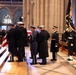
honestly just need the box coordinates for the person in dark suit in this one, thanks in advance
[29,25,38,65]
[17,22,28,62]
[50,26,59,61]
[38,25,50,65]
[6,24,17,62]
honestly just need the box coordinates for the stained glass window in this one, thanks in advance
[3,15,12,24]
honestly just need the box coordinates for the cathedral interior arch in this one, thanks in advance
[0,8,11,24]
[13,8,22,24]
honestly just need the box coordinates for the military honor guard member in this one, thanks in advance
[38,25,50,65]
[29,25,38,65]
[6,24,17,62]
[65,11,76,60]
[50,26,59,61]
[17,22,28,62]
[64,26,75,61]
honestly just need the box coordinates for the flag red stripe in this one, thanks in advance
[2,41,8,47]
[1,35,8,47]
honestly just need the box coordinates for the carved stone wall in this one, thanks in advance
[23,0,67,34]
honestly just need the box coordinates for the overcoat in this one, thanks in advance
[6,28,17,54]
[30,30,38,55]
[17,26,28,47]
[39,30,50,58]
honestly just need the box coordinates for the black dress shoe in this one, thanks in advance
[67,58,73,61]
[29,57,32,59]
[39,63,46,65]
[23,58,26,61]
[16,60,23,62]
[16,60,19,62]
[51,59,57,61]
[30,62,37,65]
[37,57,41,59]
[8,60,14,62]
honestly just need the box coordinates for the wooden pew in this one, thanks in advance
[59,41,67,51]
[0,62,28,75]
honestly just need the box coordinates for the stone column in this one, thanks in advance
[23,0,30,28]
[23,0,65,33]
[23,0,25,24]
[33,0,37,26]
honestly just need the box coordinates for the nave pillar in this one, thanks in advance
[23,0,65,34]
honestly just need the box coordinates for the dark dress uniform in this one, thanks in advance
[73,32,76,54]
[13,26,20,57]
[17,26,27,62]
[65,30,74,60]
[36,29,41,54]
[39,29,50,64]
[65,13,75,60]
[30,30,38,64]
[6,25,17,61]
[50,30,59,61]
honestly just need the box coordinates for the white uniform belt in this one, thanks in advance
[68,37,73,39]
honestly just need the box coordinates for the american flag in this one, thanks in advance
[27,30,31,36]
[1,35,8,47]
[66,0,75,30]
[1,30,31,47]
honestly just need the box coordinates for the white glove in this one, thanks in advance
[71,44,73,46]
[55,45,58,47]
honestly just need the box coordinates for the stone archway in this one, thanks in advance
[13,8,22,24]
[0,8,12,24]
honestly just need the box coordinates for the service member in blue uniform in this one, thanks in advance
[50,26,59,61]
[29,25,38,65]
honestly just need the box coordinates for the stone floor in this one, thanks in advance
[25,47,76,75]
[1,46,76,75]
[58,50,76,69]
